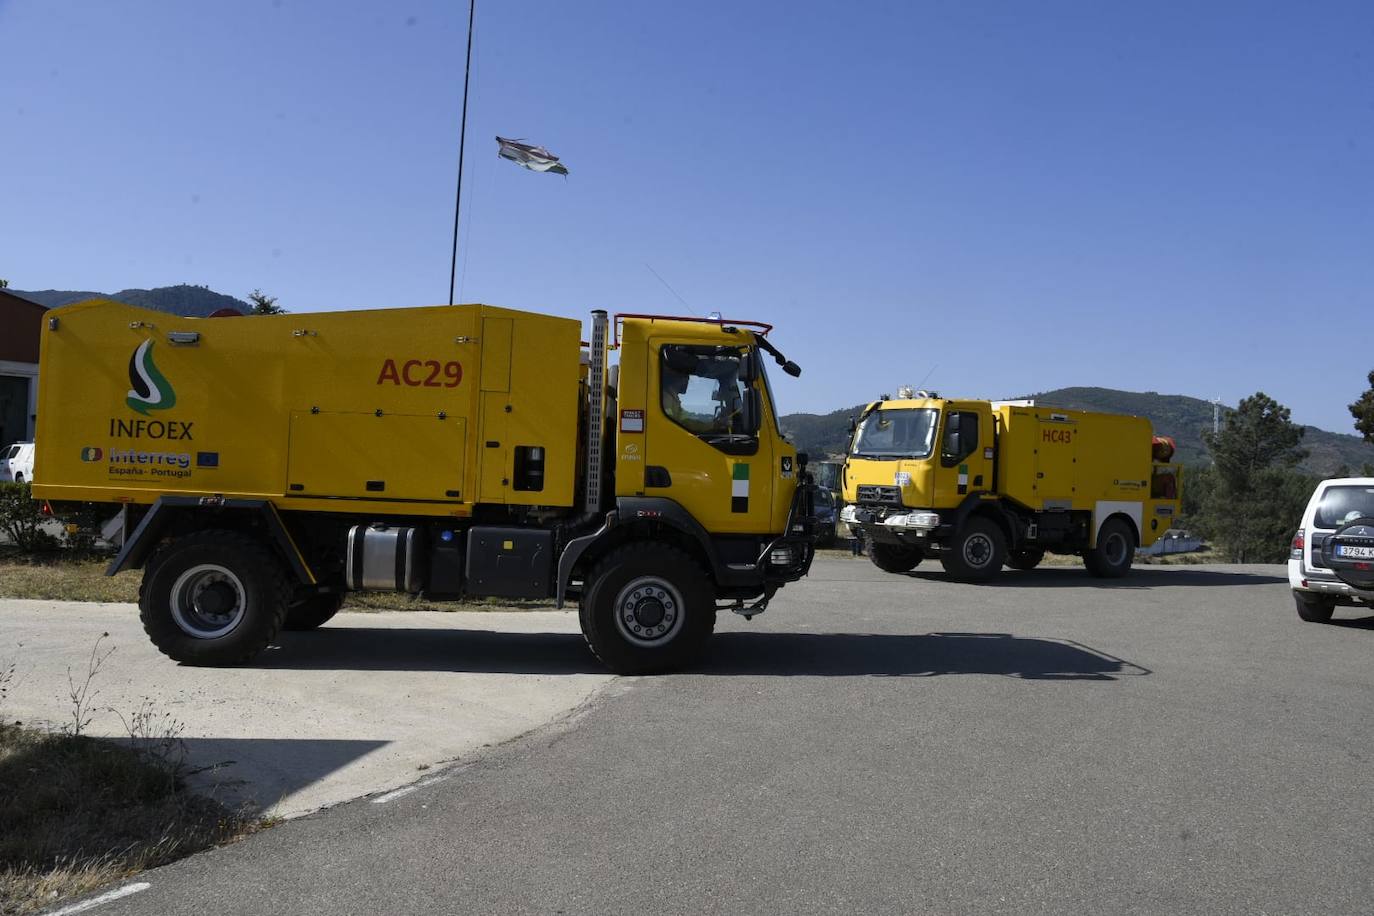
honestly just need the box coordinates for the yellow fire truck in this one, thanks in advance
[33,302,817,673]
[840,393,1182,581]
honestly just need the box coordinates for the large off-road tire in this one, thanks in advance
[139,530,291,665]
[869,542,922,574]
[579,542,715,675]
[939,516,1006,582]
[1294,592,1336,623]
[1005,549,1045,571]
[284,592,345,631]
[1084,517,1135,578]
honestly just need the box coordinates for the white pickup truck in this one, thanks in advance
[0,441,35,483]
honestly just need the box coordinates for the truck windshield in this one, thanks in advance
[851,408,939,459]
[1314,485,1374,529]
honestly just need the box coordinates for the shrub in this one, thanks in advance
[0,484,57,553]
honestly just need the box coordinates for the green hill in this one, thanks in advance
[780,387,1374,478]
[13,284,248,317]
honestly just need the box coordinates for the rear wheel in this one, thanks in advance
[1005,549,1045,571]
[580,542,715,675]
[284,592,345,631]
[139,530,290,665]
[1294,592,1335,623]
[940,517,1006,582]
[1084,517,1135,578]
[869,542,922,573]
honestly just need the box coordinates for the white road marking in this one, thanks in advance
[371,772,452,804]
[47,882,151,916]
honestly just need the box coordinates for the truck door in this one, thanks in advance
[478,316,513,502]
[642,342,774,535]
[1035,412,1077,507]
[931,405,992,508]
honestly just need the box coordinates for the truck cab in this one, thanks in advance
[841,394,1182,581]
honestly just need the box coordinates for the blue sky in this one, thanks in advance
[2,0,1371,432]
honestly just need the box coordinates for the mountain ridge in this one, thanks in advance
[12,284,249,317]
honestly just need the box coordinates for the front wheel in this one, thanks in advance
[939,517,1006,582]
[140,530,290,665]
[869,542,922,573]
[579,542,715,675]
[1084,517,1135,578]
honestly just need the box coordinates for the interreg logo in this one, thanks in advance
[126,340,176,416]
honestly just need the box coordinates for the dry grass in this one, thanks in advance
[0,724,255,915]
[0,555,552,611]
[0,556,138,603]
[342,591,554,612]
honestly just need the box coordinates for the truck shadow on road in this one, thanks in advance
[904,567,1287,589]
[260,629,1148,680]
[700,632,1149,679]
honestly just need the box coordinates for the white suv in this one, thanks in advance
[0,442,35,483]
[1289,477,1374,622]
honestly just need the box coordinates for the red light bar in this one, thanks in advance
[612,313,772,348]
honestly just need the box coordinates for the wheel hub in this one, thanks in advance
[614,577,685,648]
[1104,534,1126,565]
[964,534,993,567]
[633,597,667,629]
[170,564,247,639]
[196,581,237,618]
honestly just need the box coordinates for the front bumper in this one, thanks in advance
[841,503,948,547]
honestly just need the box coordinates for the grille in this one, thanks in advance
[856,485,902,506]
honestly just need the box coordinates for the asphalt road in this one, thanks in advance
[76,557,1374,914]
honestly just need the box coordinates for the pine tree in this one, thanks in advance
[1199,392,1313,563]
[1350,370,1374,443]
[247,289,286,315]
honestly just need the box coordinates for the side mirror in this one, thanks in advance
[848,416,857,434]
[782,360,801,378]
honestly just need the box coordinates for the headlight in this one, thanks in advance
[883,511,940,530]
[840,504,859,524]
[770,546,798,566]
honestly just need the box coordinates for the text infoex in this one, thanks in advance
[109,418,194,440]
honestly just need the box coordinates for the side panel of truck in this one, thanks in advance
[33,300,581,516]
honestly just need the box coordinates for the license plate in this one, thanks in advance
[1336,544,1374,560]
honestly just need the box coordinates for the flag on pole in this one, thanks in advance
[495,136,569,176]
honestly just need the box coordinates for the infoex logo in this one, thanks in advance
[126,340,176,416]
